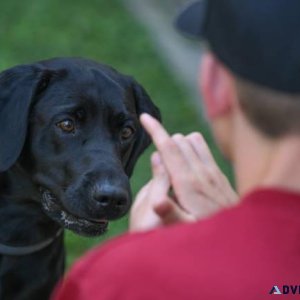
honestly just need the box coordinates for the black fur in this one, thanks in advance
[0,57,161,300]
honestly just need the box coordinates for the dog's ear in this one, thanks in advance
[0,64,56,172]
[125,78,161,177]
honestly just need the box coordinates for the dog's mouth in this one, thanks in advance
[40,188,108,237]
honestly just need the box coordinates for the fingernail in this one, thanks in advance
[140,113,152,124]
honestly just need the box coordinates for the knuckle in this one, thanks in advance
[161,196,171,204]
[172,173,187,187]
[207,165,221,180]
[156,195,167,204]
[216,171,228,184]
[184,174,202,191]
[203,170,215,185]
[163,139,177,151]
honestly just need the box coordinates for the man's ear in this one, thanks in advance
[125,78,161,177]
[200,52,235,120]
[0,64,59,172]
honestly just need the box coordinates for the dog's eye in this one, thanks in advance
[120,126,134,140]
[56,119,75,133]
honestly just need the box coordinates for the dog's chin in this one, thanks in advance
[40,189,108,237]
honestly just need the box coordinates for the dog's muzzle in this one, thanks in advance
[40,188,109,236]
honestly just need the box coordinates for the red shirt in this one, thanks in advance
[53,189,300,299]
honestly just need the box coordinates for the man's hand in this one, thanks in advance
[129,114,238,232]
[130,152,196,232]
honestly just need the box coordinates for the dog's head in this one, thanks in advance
[0,58,161,236]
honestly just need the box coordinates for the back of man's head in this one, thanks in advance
[176,0,300,138]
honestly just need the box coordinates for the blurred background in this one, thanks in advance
[0,0,232,267]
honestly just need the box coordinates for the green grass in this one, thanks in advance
[0,0,232,267]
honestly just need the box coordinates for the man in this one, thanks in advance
[53,0,300,298]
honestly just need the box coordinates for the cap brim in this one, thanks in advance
[175,0,207,39]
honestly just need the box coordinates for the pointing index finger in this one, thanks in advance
[140,113,171,146]
[140,113,189,178]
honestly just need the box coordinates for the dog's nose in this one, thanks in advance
[92,185,129,211]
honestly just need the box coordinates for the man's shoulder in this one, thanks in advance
[75,187,300,272]
[59,188,300,299]
[70,189,269,277]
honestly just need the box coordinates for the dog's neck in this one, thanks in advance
[0,163,61,246]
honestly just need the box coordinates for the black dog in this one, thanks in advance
[0,58,160,300]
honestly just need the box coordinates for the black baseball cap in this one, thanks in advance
[175,0,300,93]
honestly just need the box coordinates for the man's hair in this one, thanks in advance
[235,78,300,138]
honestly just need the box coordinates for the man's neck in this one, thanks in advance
[262,136,300,192]
[233,115,300,196]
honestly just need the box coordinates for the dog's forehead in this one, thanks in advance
[36,60,136,116]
